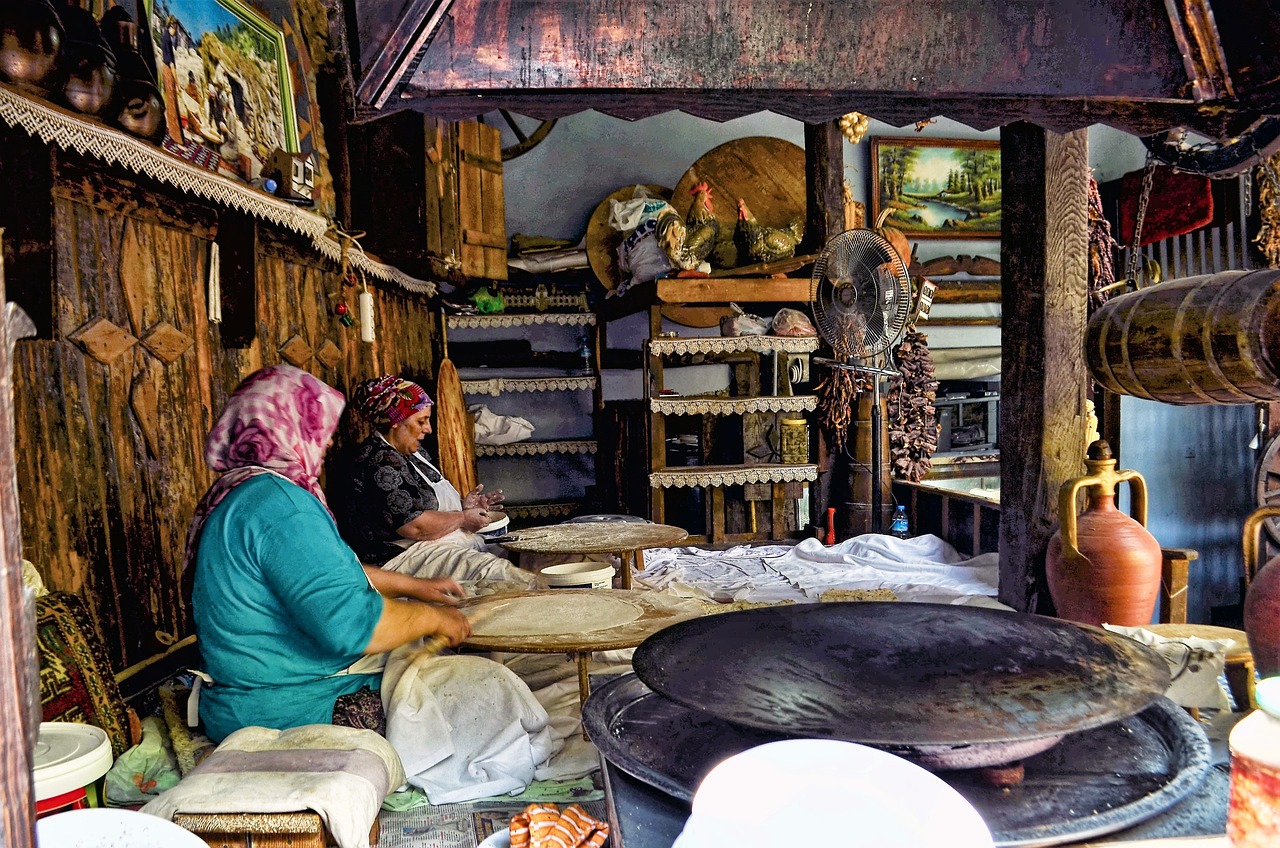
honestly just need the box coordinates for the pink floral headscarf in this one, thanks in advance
[183,365,346,601]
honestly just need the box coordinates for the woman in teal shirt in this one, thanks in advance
[186,365,470,741]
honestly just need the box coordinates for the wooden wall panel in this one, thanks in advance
[14,159,438,670]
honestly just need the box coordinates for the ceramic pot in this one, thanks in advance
[1046,440,1162,627]
[58,1,115,116]
[0,0,64,97]
[103,15,163,142]
[1242,506,1280,677]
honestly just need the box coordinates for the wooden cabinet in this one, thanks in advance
[441,302,600,521]
[645,279,819,543]
[349,115,506,282]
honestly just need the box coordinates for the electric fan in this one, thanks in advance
[811,229,931,532]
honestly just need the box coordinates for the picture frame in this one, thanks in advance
[870,137,1002,239]
[145,0,300,183]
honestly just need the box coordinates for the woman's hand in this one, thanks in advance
[459,506,491,532]
[416,577,465,606]
[463,484,505,511]
[428,605,471,646]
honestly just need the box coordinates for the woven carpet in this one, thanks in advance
[377,799,608,847]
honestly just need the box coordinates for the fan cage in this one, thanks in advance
[810,229,912,359]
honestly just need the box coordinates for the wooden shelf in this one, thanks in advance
[649,335,819,356]
[654,277,811,303]
[649,463,818,488]
[649,395,818,415]
[460,376,597,395]
[475,439,598,457]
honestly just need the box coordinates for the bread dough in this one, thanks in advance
[471,594,644,637]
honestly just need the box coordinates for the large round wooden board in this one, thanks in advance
[457,589,704,653]
[433,358,477,496]
[585,184,671,295]
[672,136,807,271]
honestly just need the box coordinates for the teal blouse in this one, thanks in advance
[192,474,384,741]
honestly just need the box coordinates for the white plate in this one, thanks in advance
[479,514,510,536]
[478,826,511,848]
[673,739,993,848]
[36,809,208,847]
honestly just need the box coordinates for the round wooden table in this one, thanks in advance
[497,522,688,589]
[457,589,705,734]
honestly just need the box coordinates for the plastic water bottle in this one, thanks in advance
[889,505,910,539]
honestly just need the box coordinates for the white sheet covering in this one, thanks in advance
[636,534,1000,605]
[381,652,555,805]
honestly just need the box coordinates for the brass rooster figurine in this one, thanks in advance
[655,182,720,271]
[734,198,804,265]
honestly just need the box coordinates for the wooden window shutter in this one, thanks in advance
[455,121,507,281]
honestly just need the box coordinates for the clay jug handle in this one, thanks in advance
[1114,469,1148,527]
[1242,505,1280,583]
[1057,472,1105,564]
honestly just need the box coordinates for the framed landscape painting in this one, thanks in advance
[146,0,299,183]
[871,137,1001,239]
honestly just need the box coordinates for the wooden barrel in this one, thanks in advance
[1085,270,1280,405]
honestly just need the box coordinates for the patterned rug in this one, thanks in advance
[377,800,608,848]
[373,799,609,845]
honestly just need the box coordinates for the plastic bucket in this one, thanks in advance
[540,561,615,589]
[33,722,112,819]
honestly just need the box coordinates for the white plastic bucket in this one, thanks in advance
[540,561,615,590]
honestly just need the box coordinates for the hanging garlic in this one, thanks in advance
[838,112,870,145]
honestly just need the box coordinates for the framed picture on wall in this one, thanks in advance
[871,137,1001,239]
[146,0,300,183]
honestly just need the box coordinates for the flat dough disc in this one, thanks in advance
[471,594,644,637]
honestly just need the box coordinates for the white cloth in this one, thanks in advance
[1103,625,1234,711]
[636,534,1000,604]
[469,403,535,446]
[141,725,404,848]
[381,652,555,804]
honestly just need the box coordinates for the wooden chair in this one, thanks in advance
[1145,544,1258,712]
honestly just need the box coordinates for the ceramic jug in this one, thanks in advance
[1046,440,1162,627]
[1242,506,1280,677]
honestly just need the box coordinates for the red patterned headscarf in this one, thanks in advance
[183,365,346,602]
[350,375,433,429]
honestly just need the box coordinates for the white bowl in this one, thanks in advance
[36,808,209,847]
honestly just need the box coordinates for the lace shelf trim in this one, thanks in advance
[0,84,436,296]
[505,502,579,520]
[462,377,597,396]
[649,464,818,488]
[649,395,818,415]
[649,335,819,356]
[476,440,598,457]
[447,313,596,329]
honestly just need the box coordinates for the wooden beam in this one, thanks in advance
[803,120,845,254]
[215,211,258,348]
[999,122,1091,614]
[0,127,53,338]
[354,0,457,109]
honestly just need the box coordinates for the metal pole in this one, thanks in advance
[871,376,883,534]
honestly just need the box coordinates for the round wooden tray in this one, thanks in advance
[496,522,687,555]
[457,589,703,654]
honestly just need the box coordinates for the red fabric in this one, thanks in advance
[1118,165,1213,247]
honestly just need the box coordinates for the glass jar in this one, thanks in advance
[780,418,808,465]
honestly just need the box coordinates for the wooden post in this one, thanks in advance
[804,120,845,532]
[0,243,37,848]
[215,211,258,348]
[999,122,1091,613]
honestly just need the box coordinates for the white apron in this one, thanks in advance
[380,434,480,550]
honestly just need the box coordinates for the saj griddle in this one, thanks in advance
[585,603,1211,847]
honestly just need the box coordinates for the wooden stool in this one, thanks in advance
[174,812,380,848]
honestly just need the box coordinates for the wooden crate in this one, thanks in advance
[173,811,380,848]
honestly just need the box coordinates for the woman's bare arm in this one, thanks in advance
[395,506,490,541]
[362,566,463,605]
[363,597,470,654]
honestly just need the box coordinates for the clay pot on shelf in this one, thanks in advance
[1242,506,1280,677]
[1046,440,1163,627]
[101,11,162,142]
[0,0,64,97]
[58,1,115,116]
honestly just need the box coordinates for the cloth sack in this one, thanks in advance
[1117,165,1213,247]
[381,652,555,804]
[141,724,405,848]
[1103,624,1233,711]
[470,403,535,445]
[608,186,674,233]
[617,218,675,290]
